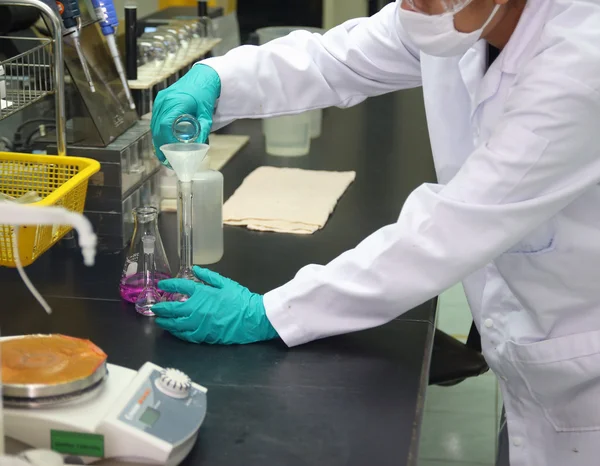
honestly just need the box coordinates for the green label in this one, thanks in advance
[51,430,104,458]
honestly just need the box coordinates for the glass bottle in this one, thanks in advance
[135,235,162,316]
[120,206,172,303]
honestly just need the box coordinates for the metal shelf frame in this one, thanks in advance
[0,0,66,156]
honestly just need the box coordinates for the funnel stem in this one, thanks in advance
[178,180,195,279]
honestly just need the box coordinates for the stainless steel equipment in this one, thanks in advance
[4,362,108,408]
[0,0,66,155]
[47,120,162,252]
[22,0,139,147]
[0,0,138,149]
[59,17,138,147]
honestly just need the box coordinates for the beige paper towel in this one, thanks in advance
[223,166,356,234]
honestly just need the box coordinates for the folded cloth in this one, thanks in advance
[223,166,356,234]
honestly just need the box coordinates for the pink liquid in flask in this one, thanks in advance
[119,271,172,303]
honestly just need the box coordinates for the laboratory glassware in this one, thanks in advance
[120,206,172,303]
[192,154,223,265]
[135,235,162,316]
[156,24,192,54]
[140,31,179,58]
[173,113,201,143]
[137,38,168,68]
[162,145,209,301]
[161,116,209,302]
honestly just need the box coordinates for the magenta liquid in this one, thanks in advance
[119,272,172,303]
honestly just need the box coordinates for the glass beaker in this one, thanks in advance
[156,25,191,56]
[120,206,172,303]
[140,31,179,64]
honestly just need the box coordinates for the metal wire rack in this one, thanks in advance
[0,36,54,120]
[0,0,66,156]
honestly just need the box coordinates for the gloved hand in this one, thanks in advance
[152,266,279,345]
[151,64,221,165]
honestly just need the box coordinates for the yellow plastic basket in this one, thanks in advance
[0,152,100,267]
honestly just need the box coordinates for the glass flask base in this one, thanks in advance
[120,271,172,303]
[169,293,189,303]
[134,286,163,316]
[135,303,156,317]
[167,269,200,302]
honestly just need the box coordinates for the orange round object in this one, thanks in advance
[1,335,107,386]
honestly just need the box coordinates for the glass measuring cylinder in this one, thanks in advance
[160,137,209,302]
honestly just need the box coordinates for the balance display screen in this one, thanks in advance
[139,407,160,427]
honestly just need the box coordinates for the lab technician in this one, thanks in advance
[150,0,600,464]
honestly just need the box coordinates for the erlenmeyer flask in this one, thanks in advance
[120,206,172,303]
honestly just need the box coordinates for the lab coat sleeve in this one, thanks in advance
[201,2,421,129]
[263,66,600,347]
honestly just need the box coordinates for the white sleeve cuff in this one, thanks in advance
[263,288,314,347]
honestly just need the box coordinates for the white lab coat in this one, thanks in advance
[202,0,600,464]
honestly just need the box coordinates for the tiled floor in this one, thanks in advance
[418,284,501,466]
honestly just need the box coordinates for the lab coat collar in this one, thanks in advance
[499,0,551,75]
[458,42,487,118]
[458,0,550,119]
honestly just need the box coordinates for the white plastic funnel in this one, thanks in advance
[161,143,210,182]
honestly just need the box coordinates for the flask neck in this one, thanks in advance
[178,181,194,276]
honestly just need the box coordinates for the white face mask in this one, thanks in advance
[398,3,501,57]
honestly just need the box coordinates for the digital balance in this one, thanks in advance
[1,335,207,465]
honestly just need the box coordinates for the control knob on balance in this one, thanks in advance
[155,368,191,399]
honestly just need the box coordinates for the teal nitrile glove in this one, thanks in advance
[152,266,279,345]
[151,64,221,165]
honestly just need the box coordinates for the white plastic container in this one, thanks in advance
[263,113,311,157]
[192,157,223,265]
[263,109,322,140]
[257,26,325,150]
